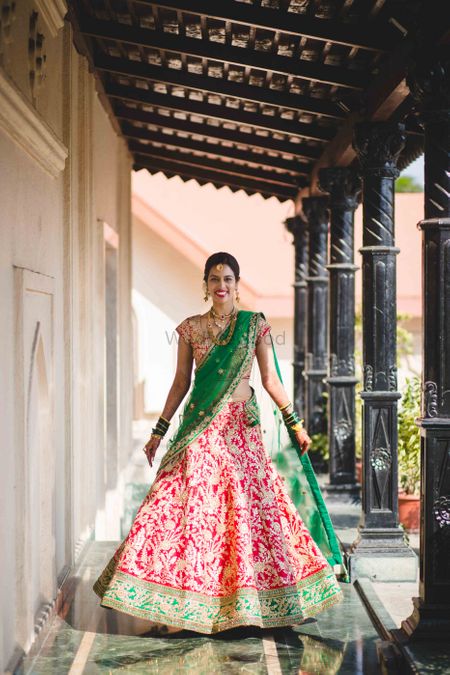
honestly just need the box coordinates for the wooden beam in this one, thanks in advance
[128,140,301,187]
[122,124,307,173]
[133,0,393,52]
[105,82,334,143]
[114,104,320,160]
[79,16,366,90]
[308,41,413,194]
[134,155,297,201]
[94,51,345,120]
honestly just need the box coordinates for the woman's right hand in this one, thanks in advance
[143,435,161,467]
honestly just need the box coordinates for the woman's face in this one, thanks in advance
[206,264,238,304]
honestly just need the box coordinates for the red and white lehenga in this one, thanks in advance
[93,313,343,633]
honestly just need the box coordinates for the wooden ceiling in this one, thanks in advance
[69,0,435,202]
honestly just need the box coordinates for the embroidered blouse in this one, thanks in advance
[175,313,271,380]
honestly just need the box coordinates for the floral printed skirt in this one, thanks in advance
[93,400,342,633]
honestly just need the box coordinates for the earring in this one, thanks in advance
[203,284,209,302]
[235,288,240,303]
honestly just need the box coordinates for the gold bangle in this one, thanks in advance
[160,415,171,424]
[291,422,304,432]
[279,401,292,412]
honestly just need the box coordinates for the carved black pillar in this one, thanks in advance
[401,53,450,640]
[349,122,417,579]
[285,216,309,417]
[302,197,329,471]
[318,168,361,500]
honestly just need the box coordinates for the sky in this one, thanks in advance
[402,155,424,186]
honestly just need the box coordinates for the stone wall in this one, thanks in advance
[0,2,132,668]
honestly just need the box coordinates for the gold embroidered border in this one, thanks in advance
[93,565,343,634]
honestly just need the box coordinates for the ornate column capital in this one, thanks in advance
[353,122,406,178]
[407,54,450,116]
[302,196,329,233]
[318,167,361,211]
[285,215,308,240]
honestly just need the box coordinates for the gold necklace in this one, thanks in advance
[211,306,235,319]
[207,308,238,346]
[211,305,235,330]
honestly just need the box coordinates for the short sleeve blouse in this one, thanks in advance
[175,317,192,346]
[256,314,271,346]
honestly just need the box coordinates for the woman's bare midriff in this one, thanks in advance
[229,377,252,402]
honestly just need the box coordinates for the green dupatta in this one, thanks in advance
[157,310,344,570]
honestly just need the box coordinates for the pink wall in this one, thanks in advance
[133,171,424,319]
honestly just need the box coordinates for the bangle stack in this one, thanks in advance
[150,415,170,439]
[278,401,304,432]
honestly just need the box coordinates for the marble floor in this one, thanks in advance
[19,429,384,674]
[20,540,382,674]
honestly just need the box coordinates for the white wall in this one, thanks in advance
[0,5,132,669]
[132,213,294,419]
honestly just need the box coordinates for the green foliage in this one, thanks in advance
[398,376,421,496]
[309,392,329,461]
[395,175,423,193]
[310,429,330,461]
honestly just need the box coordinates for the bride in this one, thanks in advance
[94,251,343,633]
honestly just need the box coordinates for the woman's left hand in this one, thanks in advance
[295,427,311,455]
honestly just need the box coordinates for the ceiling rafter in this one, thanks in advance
[93,50,345,120]
[122,123,308,174]
[129,140,302,188]
[133,154,297,201]
[79,16,367,90]
[113,104,321,160]
[105,81,334,143]
[132,0,393,52]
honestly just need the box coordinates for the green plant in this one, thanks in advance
[398,375,421,496]
[309,392,329,461]
[395,175,423,193]
[310,430,330,461]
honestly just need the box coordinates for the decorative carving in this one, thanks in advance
[318,167,361,211]
[364,365,374,391]
[388,365,398,392]
[353,122,406,178]
[407,52,450,113]
[0,1,16,68]
[433,496,450,529]
[370,446,392,472]
[302,196,329,235]
[334,419,352,447]
[424,380,438,417]
[330,353,355,376]
[29,11,47,104]
[0,70,68,176]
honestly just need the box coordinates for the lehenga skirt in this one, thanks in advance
[93,399,343,633]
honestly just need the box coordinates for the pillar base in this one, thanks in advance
[348,527,417,581]
[322,482,361,503]
[401,597,450,641]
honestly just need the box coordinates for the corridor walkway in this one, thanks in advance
[18,424,382,674]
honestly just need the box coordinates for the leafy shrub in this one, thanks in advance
[398,376,421,496]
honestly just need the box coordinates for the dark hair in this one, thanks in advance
[203,252,240,281]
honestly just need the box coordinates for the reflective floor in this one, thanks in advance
[20,539,382,674]
[20,437,384,674]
